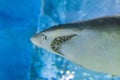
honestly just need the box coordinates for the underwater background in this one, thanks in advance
[1,0,120,80]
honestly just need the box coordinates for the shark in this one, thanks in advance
[31,15,120,76]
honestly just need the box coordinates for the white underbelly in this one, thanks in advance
[61,30,120,76]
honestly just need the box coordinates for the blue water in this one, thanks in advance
[0,0,40,80]
[1,0,120,80]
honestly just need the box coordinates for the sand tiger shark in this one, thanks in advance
[31,15,120,76]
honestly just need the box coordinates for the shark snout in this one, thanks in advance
[30,36,39,46]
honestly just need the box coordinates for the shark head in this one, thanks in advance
[30,24,81,55]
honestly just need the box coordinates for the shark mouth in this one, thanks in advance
[51,34,77,56]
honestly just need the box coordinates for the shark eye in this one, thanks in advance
[41,34,47,40]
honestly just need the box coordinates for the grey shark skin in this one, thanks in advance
[31,15,120,76]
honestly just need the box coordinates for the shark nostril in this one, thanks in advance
[40,34,47,40]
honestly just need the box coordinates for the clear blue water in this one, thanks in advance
[1,0,120,80]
